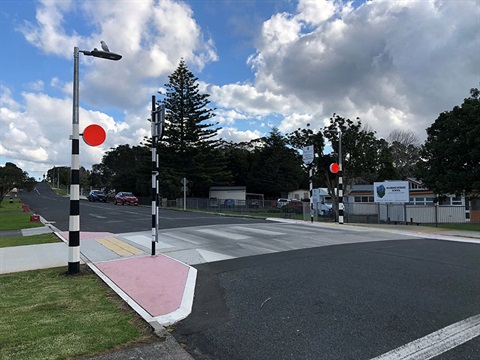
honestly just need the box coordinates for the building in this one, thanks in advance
[344,178,473,224]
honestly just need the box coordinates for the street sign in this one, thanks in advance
[374,181,409,203]
[181,177,188,186]
[303,145,314,165]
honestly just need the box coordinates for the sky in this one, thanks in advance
[1,0,479,181]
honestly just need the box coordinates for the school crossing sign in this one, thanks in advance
[374,181,409,203]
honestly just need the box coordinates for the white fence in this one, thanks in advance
[345,203,467,224]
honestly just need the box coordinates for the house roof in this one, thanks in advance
[210,186,247,191]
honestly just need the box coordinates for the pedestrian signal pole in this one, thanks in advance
[150,95,164,256]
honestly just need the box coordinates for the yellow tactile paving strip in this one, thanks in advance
[97,237,144,257]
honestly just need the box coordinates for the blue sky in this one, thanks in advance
[1,0,479,181]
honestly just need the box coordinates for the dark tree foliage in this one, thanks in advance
[417,88,480,197]
[376,139,398,182]
[247,128,306,198]
[46,166,70,187]
[220,141,253,186]
[158,59,231,197]
[286,123,326,188]
[97,144,150,196]
[0,162,36,204]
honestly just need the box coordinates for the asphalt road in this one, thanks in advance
[172,239,480,360]
[18,182,272,232]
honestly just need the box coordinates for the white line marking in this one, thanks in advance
[371,314,480,360]
[197,228,250,240]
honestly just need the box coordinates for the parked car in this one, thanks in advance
[114,192,139,206]
[276,198,290,208]
[282,200,304,214]
[247,199,260,208]
[224,199,236,208]
[88,190,106,202]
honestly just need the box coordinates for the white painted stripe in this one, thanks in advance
[69,215,80,231]
[71,154,79,169]
[70,184,79,199]
[230,226,284,236]
[68,246,80,262]
[371,314,480,360]
[197,228,250,240]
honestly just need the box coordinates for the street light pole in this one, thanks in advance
[338,130,344,224]
[68,44,121,275]
[68,47,81,275]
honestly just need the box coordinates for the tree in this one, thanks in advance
[387,129,420,179]
[316,115,382,217]
[417,88,480,197]
[159,59,231,198]
[98,144,150,196]
[247,128,306,198]
[0,163,36,204]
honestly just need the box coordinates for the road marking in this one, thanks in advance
[371,314,480,360]
[89,213,107,219]
[230,226,284,236]
[97,237,143,257]
[197,228,251,240]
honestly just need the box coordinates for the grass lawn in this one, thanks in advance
[0,233,61,248]
[0,266,158,360]
[0,198,44,231]
[426,223,480,232]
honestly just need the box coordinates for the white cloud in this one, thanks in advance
[246,0,480,140]
[3,0,479,179]
[217,127,263,143]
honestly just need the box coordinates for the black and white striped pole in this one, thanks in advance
[150,96,164,256]
[338,130,344,224]
[309,165,314,223]
[69,47,81,275]
[68,44,121,274]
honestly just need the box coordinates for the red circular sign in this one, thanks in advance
[83,124,106,146]
[329,163,339,173]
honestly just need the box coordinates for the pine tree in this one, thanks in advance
[159,59,231,197]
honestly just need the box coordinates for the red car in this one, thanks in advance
[114,192,138,206]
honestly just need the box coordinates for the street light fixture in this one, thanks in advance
[69,43,122,275]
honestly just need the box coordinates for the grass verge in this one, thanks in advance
[0,266,158,360]
[0,233,61,248]
[0,198,43,231]
[425,223,480,232]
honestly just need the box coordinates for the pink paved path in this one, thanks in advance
[95,255,190,317]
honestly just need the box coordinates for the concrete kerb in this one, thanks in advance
[267,218,480,244]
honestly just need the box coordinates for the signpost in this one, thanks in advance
[181,177,188,210]
[303,146,315,222]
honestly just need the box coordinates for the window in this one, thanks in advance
[354,196,374,203]
[451,196,462,206]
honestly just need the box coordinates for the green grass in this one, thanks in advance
[0,233,61,248]
[0,198,43,231]
[0,266,157,360]
[426,223,480,232]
